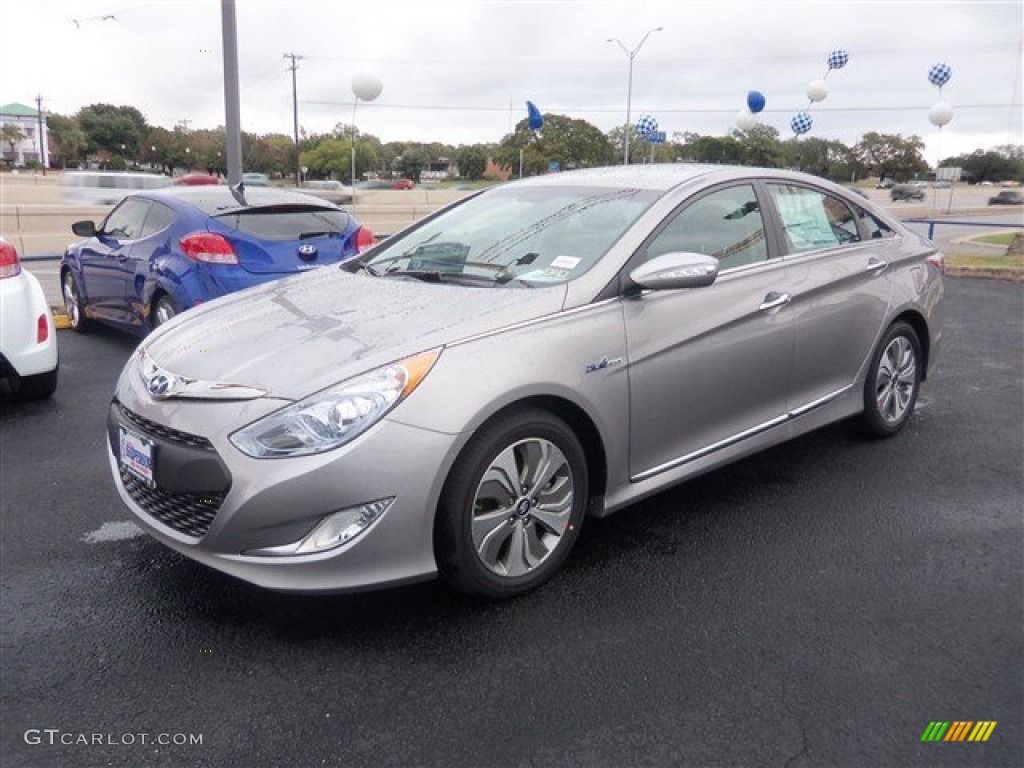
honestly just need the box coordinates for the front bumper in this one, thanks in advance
[108,384,466,593]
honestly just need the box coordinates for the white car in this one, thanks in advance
[0,238,58,399]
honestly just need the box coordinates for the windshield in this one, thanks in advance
[357,184,658,287]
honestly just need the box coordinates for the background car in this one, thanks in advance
[107,165,943,599]
[891,183,925,201]
[60,186,376,337]
[173,173,220,186]
[988,190,1024,205]
[0,238,58,399]
[393,178,415,190]
[242,172,270,187]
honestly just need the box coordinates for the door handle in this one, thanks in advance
[759,292,791,312]
[866,257,888,274]
[116,254,129,262]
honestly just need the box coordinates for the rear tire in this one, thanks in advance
[11,367,58,400]
[859,321,922,438]
[152,295,178,329]
[435,408,588,599]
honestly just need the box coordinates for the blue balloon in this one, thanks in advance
[526,101,543,132]
[746,90,766,114]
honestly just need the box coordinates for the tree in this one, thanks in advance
[854,132,928,181]
[494,113,615,176]
[941,146,1024,183]
[454,145,487,180]
[733,124,787,168]
[1,123,26,164]
[46,114,88,168]
[300,137,378,183]
[76,103,149,162]
[677,134,746,165]
[785,136,863,181]
[395,147,431,182]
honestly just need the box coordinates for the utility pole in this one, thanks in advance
[284,52,304,187]
[221,0,242,189]
[34,94,46,175]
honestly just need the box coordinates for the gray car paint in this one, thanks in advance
[109,164,943,592]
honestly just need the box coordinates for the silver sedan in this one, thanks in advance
[107,165,943,598]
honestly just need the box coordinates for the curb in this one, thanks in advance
[946,266,1023,281]
[51,307,71,329]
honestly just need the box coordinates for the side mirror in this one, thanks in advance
[72,220,97,238]
[629,252,719,291]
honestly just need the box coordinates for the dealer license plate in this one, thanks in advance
[119,427,155,487]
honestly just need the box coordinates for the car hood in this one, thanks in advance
[141,268,567,400]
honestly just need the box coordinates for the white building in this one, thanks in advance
[1,102,49,167]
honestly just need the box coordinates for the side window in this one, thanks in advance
[855,206,897,240]
[645,185,768,271]
[768,184,862,253]
[102,198,150,241]
[140,202,176,238]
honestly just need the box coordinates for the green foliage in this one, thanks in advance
[494,113,615,176]
[854,132,928,181]
[940,146,1024,183]
[300,137,378,183]
[47,114,88,167]
[454,145,488,180]
[395,147,431,182]
[76,103,149,160]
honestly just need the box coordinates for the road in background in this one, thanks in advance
[2,279,1021,767]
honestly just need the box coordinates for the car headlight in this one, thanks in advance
[230,349,441,458]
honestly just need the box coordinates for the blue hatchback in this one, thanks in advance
[60,186,374,336]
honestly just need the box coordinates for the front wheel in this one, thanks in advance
[859,321,922,438]
[62,270,90,333]
[435,408,589,598]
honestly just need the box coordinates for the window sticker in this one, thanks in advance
[550,255,582,270]
[519,268,570,282]
[775,193,839,249]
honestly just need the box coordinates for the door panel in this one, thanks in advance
[624,183,792,481]
[81,198,151,323]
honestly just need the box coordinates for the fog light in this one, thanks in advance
[245,498,393,557]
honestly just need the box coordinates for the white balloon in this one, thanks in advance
[735,109,758,131]
[929,101,954,127]
[806,79,829,103]
[351,72,383,102]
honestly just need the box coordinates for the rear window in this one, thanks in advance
[215,206,351,241]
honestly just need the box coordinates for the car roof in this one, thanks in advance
[507,163,845,193]
[143,185,341,215]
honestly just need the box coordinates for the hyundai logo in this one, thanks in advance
[147,373,173,398]
[297,244,318,261]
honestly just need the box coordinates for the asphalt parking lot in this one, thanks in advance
[1,277,1021,768]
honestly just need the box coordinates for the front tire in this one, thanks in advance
[435,408,589,598]
[62,270,90,333]
[859,321,922,438]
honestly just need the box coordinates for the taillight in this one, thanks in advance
[180,233,238,264]
[0,239,21,279]
[37,314,49,343]
[926,253,945,275]
[354,226,377,253]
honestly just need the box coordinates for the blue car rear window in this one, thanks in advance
[215,207,351,241]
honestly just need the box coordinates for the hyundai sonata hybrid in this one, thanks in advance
[107,165,943,598]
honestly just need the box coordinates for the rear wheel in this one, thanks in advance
[859,321,922,438]
[152,295,178,329]
[62,270,90,333]
[435,408,588,598]
[10,368,58,400]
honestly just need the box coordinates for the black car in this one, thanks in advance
[988,190,1024,205]
[891,183,925,202]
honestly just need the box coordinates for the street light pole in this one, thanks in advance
[608,27,662,166]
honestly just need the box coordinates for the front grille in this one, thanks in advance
[114,399,214,451]
[121,468,224,539]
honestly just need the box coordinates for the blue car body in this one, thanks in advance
[61,186,367,337]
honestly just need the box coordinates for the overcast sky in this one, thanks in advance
[3,0,1022,161]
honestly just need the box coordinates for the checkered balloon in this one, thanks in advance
[827,48,850,70]
[790,111,813,135]
[928,62,952,87]
[635,115,658,137]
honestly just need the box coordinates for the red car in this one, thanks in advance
[393,178,415,190]
[173,173,220,186]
